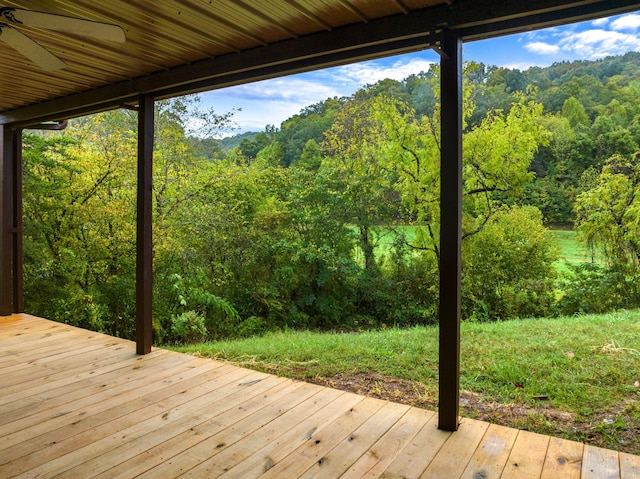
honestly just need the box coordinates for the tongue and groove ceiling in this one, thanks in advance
[1,0,640,126]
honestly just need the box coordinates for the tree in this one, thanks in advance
[371,88,548,264]
[22,114,137,335]
[319,77,552,323]
[575,153,640,270]
[564,153,640,312]
[23,97,237,340]
[276,99,341,166]
[561,96,590,127]
[463,206,558,320]
[321,97,400,271]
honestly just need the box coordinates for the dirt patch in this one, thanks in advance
[308,371,640,455]
[307,372,438,410]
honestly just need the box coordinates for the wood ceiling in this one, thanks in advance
[1,0,640,127]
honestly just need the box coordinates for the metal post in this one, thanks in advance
[0,125,13,316]
[136,94,154,354]
[438,28,463,432]
[13,129,23,313]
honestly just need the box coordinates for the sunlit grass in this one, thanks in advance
[174,310,640,416]
[549,228,604,275]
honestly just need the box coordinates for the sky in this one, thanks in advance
[199,12,640,135]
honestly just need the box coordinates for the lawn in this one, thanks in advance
[549,228,604,274]
[175,310,640,454]
[361,225,602,274]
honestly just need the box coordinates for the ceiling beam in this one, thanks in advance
[460,0,640,40]
[2,0,639,126]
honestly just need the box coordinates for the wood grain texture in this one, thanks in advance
[583,444,621,479]
[0,314,637,479]
[541,436,584,479]
[461,423,519,479]
[621,451,640,479]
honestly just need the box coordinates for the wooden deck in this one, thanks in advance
[1,314,638,479]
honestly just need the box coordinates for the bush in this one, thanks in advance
[170,310,208,344]
[376,239,439,327]
[559,263,640,314]
[463,205,559,320]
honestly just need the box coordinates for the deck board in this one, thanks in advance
[461,423,519,478]
[541,436,584,479]
[0,314,637,479]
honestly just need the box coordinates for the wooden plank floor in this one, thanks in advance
[1,314,639,479]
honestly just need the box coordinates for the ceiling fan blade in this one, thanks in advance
[0,25,66,70]
[2,8,126,42]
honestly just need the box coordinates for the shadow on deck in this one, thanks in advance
[1,314,639,478]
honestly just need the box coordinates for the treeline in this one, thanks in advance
[22,53,640,342]
[236,52,640,225]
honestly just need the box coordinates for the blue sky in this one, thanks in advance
[200,12,640,135]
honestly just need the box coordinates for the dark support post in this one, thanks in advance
[0,125,13,316]
[13,129,23,313]
[0,126,21,316]
[438,28,463,432]
[136,94,154,354]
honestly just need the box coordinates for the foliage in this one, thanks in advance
[575,153,640,271]
[170,310,207,344]
[462,206,559,320]
[23,52,640,341]
[368,88,548,262]
[22,115,136,335]
[321,97,400,271]
[568,152,640,313]
[558,263,638,314]
[23,98,236,338]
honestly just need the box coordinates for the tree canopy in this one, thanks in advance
[21,52,640,341]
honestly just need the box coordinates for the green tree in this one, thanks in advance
[463,206,558,320]
[23,114,137,335]
[321,98,400,271]
[575,153,640,270]
[561,96,590,127]
[372,89,548,263]
[23,98,236,340]
[276,99,340,166]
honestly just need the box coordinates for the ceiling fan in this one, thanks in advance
[0,7,126,71]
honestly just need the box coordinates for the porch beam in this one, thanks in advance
[438,28,463,432]
[136,94,154,355]
[3,1,640,128]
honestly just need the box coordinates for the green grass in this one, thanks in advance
[549,228,604,270]
[363,226,602,274]
[174,310,640,453]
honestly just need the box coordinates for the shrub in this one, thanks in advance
[463,205,559,320]
[170,310,208,344]
[559,263,640,314]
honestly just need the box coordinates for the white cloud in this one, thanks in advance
[559,28,640,59]
[611,13,640,31]
[219,78,339,104]
[591,17,610,27]
[201,74,354,133]
[198,53,438,133]
[331,57,435,87]
[524,42,560,55]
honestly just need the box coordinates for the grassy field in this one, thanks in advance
[175,310,640,454]
[365,226,601,273]
[549,228,604,273]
